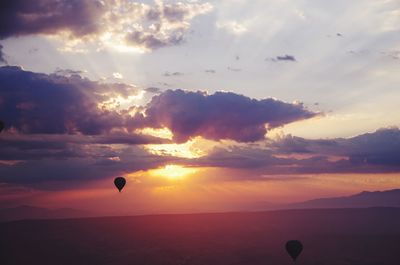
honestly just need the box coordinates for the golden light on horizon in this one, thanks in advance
[149,165,198,180]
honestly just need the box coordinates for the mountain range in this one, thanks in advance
[1,189,400,222]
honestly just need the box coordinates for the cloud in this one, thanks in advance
[272,127,400,167]
[145,87,162,94]
[227,67,241,72]
[0,145,175,189]
[163,71,184,77]
[0,0,213,52]
[266,55,297,62]
[126,30,183,50]
[112,72,123,79]
[54,68,86,76]
[0,66,139,135]
[0,44,6,64]
[193,145,288,170]
[1,66,317,144]
[216,20,248,35]
[0,132,169,162]
[205,69,216,74]
[184,127,400,179]
[276,55,296,61]
[3,127,400,188]
[0,0,105,39]
[136,89,317,143]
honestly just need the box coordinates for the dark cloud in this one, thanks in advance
[0,133,168,161]
[0,66,138,135]
[2,66,317,145]
[0,44,6,64]
[0,139,184,189]
[266,55,297,62]
[0,0,105,39]
[272,127,400,167]
[205,69,216,74]
[137,89,317,143]
[185,128,400,179]
[276,55,296,61]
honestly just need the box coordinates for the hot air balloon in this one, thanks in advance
[285,240,303,262]
[114,177,126,192]
[0,120,4,133]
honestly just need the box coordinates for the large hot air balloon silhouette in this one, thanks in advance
[114,177,126,192]
[0,120,4,133]
[285,240,303,262]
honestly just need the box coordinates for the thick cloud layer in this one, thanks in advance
[139,89,317,142]
[189,128,400,177]
[2,66,398,190]
[0,0,105,39]
[0,66,316,141]
[0,0,212,51]
[0,44,6,64]
[0,66,133,134]
[273,127,400,167]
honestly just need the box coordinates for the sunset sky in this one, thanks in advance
[0,0,400,215]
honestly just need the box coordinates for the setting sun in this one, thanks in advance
[149,165,198,180]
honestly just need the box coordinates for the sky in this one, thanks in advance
[0,0,400,215]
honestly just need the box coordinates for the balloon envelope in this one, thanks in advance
[285,240,303,261]
[0,120,4,133]
[114,177,126,192]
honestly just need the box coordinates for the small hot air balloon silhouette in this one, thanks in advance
[114,177,126,192]
[285,240,303,262]
[0,120,4,133]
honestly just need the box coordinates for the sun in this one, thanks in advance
[149,165,198,180]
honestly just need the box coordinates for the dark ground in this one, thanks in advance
[1,207,400,265]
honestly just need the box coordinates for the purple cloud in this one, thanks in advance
[273,127,400,167]
[0,44,6,64]
[0,0,105,39]
[0,66,137,135]
[0,0,213,51]
[138,89,318,143]
[276,55,296,61]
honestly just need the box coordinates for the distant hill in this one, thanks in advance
[0,205,94,222]
[287,189,400,209]
[2,189,400,222]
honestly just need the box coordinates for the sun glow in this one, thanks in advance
[144,136,216,158]
[97,90,145,111]
[149,165,198,180]
[136,127,174,140]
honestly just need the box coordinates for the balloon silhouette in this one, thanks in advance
[0,120,4,133]
[285,240,303,262]
[114,177,126,192]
